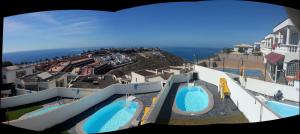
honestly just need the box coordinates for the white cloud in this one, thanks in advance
[4,19,31,33]
[55,17,100,36]
[26,12,62,25]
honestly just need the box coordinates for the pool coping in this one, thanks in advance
[172,84,214,116]
[74,97,143,134]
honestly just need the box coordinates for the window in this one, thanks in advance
[16,70,26,78]
[290,32,299,45]
[16,84,23,88]
[287,60,300,76]
[2,75,6,79]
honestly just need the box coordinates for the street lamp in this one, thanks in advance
[241,57,244,67]
[264,63,267,81]
[222,58,225,71]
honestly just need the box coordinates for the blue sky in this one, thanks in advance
[3,1,287,53]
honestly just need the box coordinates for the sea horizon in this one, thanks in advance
[2,46,222,64]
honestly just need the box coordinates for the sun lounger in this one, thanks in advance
[141,107,150,125]
[152,97,157,104]
[127,95,136,101]
[256,95,267,102]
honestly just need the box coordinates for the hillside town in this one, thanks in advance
[2,47,189,98]
[1,4,300,133]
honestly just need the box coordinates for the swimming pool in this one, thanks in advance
[265,101,299,118]
[174,86,212,114]
[217,68,262,77]
[83,100,139,133]
[24,104,63,118]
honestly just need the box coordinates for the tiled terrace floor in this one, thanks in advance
[155,80,249,125]
[44,91,159,134]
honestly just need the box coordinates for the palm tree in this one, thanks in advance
[3,61,13,67]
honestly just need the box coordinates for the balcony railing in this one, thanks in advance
[273,44,300,53]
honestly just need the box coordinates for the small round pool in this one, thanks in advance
[82,100,139,133]
[173,85,213,115]
[265,101,299,118]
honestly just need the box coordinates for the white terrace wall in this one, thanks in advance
[5,81,163,131]
[1,88,58,108]
[225,76,279,121]
[57,87,95,98]
[16,88,36,95]
[243,78,299,102]
[131,72,146,83]
[194,65,279,122]
[112,81,162,94]
[218,53,264,62]
[146,72,194,123]
[1,88,96,109]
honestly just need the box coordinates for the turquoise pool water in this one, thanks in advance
[265,101,299,118]
[217,68,262,77]
[25,104,63,118]
[175,86,209,112]
[83,100,139,133]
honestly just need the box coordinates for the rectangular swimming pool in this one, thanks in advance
[265,101,299,118]
[20,104,64,119]
[217,68,262,77]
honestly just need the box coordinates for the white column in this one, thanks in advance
[276,33,280,44]
[286,27,290,44]
[292,46,295,52]
[270,64,272,78]
[275,65,278,83]
[283,62,287,71]
[278,32,282,44]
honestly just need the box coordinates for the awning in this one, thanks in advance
[265,52,285,64]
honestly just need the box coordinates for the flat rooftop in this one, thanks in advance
[2,65,34,71]
[159,72,174,80]
[235,44,253,48]
[21,72,66,82]
[71,75,118,89]
[49,61,70,72]
[135,70,156,76]
[71,58,94,65]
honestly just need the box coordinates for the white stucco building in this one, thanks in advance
[130,65,192,83]
[2,65,36,84]
[233,44,254,54]
[15,72,68,91]
[259,18,300,84]
[131,70,171,83]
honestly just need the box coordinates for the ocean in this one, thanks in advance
[2,47,102,64]
[160,47,221,62]
[2,47,221,64]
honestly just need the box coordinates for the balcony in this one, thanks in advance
[273,44,300,54]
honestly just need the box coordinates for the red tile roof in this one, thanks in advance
[265,52,284,64]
